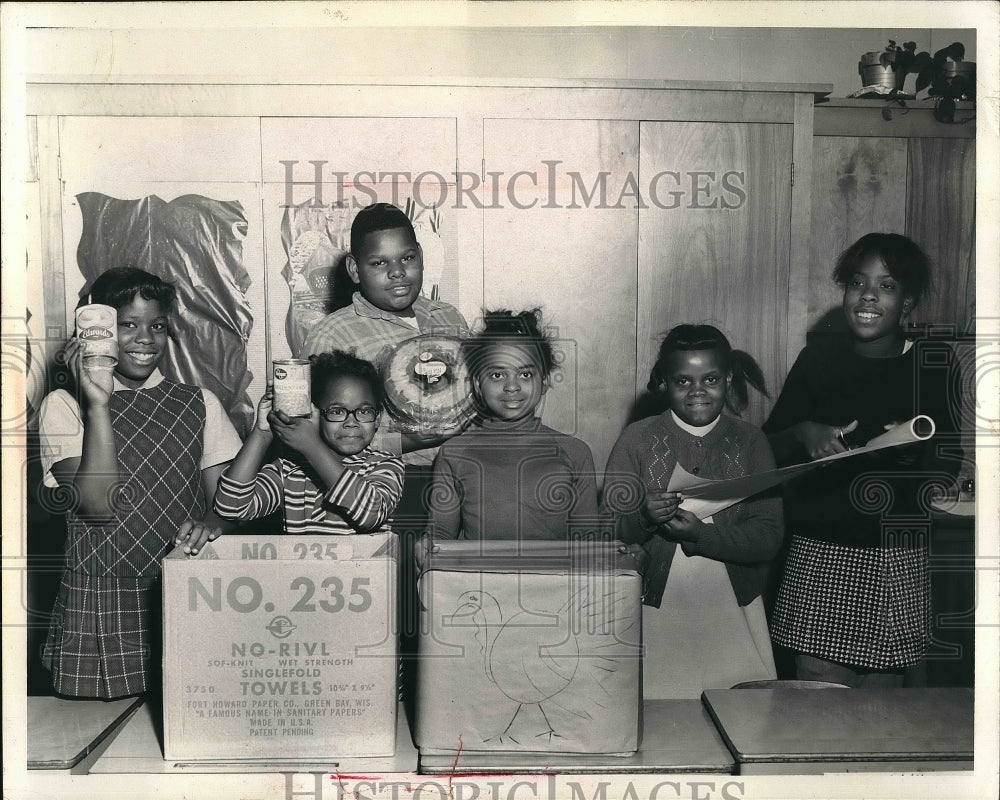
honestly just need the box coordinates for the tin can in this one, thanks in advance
[272,359,312,417]
[75,304,118,367]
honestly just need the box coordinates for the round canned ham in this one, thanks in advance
[75,304,118,366]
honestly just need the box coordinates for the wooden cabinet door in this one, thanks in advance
[638,121,793,426]
[483,119,640,476]
[905,138,976,331]
[810,133,975,333]
[809,136,909,332]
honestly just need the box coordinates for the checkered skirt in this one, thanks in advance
[771,535,930,669]
[44,381,205,698]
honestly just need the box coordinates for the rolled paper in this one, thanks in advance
[668,416,936,520]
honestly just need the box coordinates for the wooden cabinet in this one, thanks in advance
[638,121,793,426]
[29,80,825,473]
[810,100,976,334]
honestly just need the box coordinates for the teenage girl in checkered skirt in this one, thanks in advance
[763,234,960,687]
[602,325,783,698]
[38,268,241,698]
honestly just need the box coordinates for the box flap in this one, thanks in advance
[421,540,639,576]
[164,533,397,564]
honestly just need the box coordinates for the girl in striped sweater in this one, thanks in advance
[215,350,404,534]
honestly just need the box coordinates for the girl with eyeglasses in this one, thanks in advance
[214,350,404,535]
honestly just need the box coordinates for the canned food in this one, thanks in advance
[272,359,312,417]
[75,304,118,367]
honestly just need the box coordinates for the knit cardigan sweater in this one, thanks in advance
[602,411,783,608]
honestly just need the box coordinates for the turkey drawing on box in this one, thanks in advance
[417,554,642,755]
[75,193,254,434]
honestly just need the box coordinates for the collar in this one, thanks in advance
[479,415,544,433]
[113,368,165,392]
[351,292,441,323]
[670,409,721,437]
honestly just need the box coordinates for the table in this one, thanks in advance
[702,687,974,774]
[418,699,735,775]
[27,695,143,771]
[91,699,418,773]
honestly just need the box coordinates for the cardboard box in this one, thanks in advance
[416,541,642,755]
[162,534,398,761]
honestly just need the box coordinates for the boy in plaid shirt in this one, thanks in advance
[299,202,469,463]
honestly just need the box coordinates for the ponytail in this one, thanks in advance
[726,349,768,415]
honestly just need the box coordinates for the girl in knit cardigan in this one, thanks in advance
[602,324,783,698]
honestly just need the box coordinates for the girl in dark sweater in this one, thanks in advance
[602,325,783,698]
[426,308,599,541]
[764,233,960,687]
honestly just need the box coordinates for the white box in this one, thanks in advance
[162,534,398,761]
[416,541,642,755]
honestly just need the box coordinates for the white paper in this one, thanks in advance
[667,416,936,519]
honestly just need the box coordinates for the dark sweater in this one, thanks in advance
[602,412,783,607]
[427,416,599,540]
[762,337,962,548]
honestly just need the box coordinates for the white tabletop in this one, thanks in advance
[702,687,974,774]
[418,699,735,775]
[27,695,143,770]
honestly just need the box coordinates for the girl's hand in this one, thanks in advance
[663,508,704,543]
[642,490,683,528]
[65,337,114,408]
[796,419,858,460]
[269,406,323,455]
[175,519,222,556]
[254,387,274,432]
[414,535,435,569]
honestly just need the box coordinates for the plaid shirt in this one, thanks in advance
[215,448,404,535]
[299,292,469,365]
[299,292,469,463]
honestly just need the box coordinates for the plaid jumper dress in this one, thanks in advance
[43,380,206,698]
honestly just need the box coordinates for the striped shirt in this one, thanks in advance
[215,448,404,535]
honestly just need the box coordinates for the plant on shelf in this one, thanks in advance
[915,42,974,123]
[861,40,974,124]
[859,41,932,94]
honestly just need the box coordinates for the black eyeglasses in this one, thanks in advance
[319,405,379,423]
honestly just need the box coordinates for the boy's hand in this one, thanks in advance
[796,419,859,460]
[175,519,222,556]
[255,387,274,432]
[414,535,435,570]
[65,337,114,407]
[269,407,323,455]
[662,508,704,543]
[642,489,683,528]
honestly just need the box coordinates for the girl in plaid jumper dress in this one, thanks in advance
[39,268,240,698]
[602,325,783,698]
[764,234,960,687]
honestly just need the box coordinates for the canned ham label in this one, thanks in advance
[75,304,118,365]
[272,359,312,417]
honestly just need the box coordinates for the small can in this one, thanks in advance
[75,304,118,367]
[272,359,312,417]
